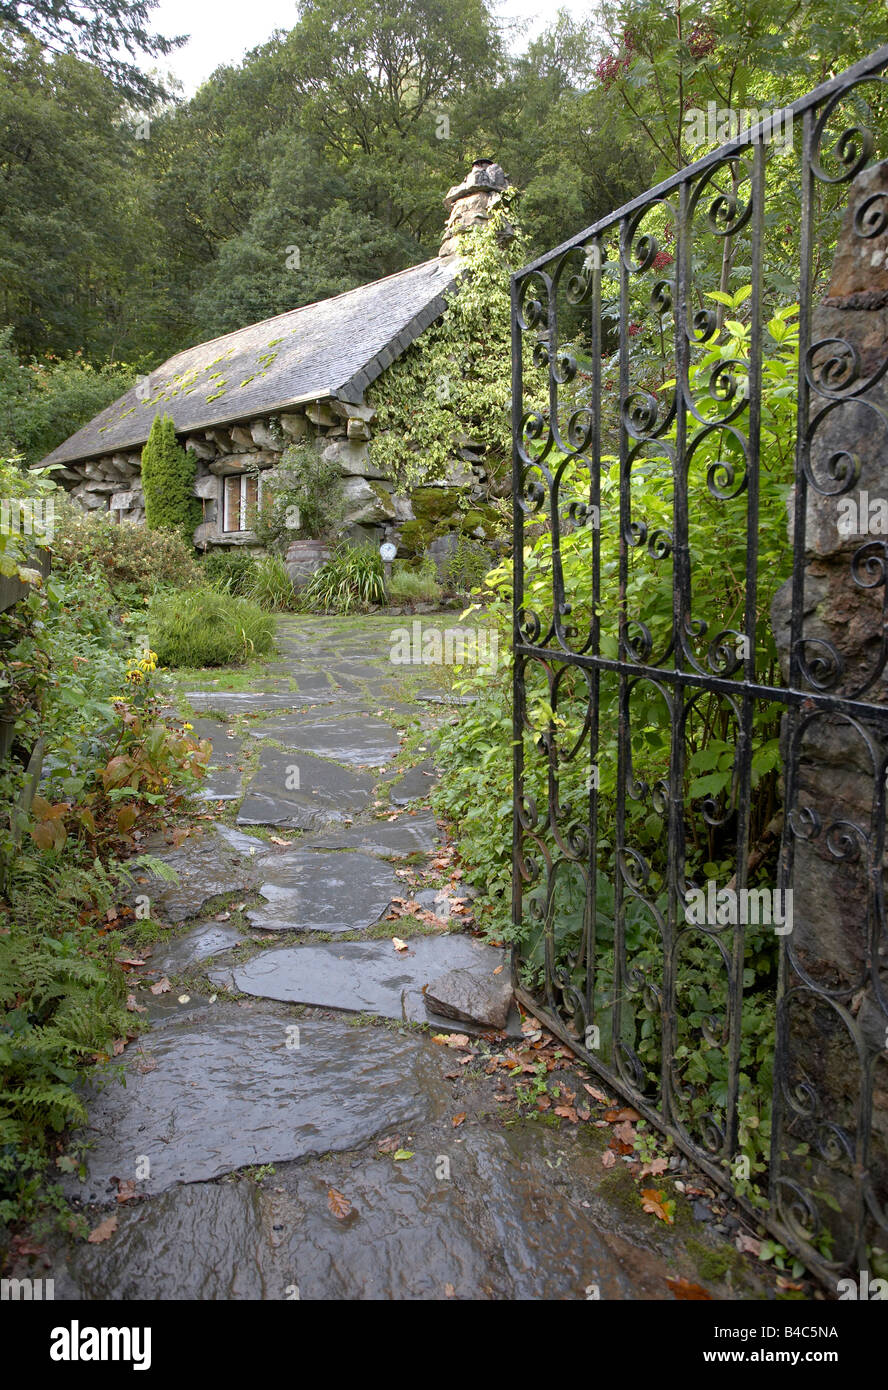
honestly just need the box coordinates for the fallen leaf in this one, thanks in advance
[776,1275,804,1291]
[667,1276,712,1300]
[554,1104,578,1122]
[269,836,293,846]
[601,1150,616,1168]
[641,1188,675,1225]
[392,936,409,952]
[444,1283,456,1298]
[87,1215,118,1244]
[735,1232,762,1257]
[214,911,231,922]
[451,1112,466,1128]
[583,1084,609,1103]
[126,993,147,1014]
[111,1037,126,1056]
[640,1157,669,1178]
[392,1149,414,1161]
[115,1180,138,1204]
[605,1106,641,1123]
[613,1120,636,1144]
[149,976,171,995]
[493,964,504,975]
[327,1187,352,1219]
[376,1135,399,1153]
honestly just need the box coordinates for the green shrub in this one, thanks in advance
[140,414,200,543]
[387,555,443,604]
[255,443,346,548]
[52,498,202,605]
[201,547,258,596]
[244,552,296,611]
[300,543,385,613]
[148,587,275,667]
[445,536,492,594]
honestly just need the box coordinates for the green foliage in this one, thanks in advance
[0,332,138,466]
[201,547,258,596]
[243,552,297,611]
[255,444,345,548]
[52,497,202,605]
[369,196,532,488]
[140,414,200,543]
[387,556,443,605]
[300,543,386,614]
[445,536,492,595]
[148,587,276,667]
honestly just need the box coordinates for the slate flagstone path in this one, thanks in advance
[38,615,757,1302]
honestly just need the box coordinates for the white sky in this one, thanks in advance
[146,0,590,95]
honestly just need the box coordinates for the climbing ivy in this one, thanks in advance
[368,191,539,491]
[140,414,201,543]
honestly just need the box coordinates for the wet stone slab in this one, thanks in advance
[386,758,438,805]
[153,921,246,978]
[49,1182,283,1301]
[134,825,259,924]
[246,712,401,768]
[185,690,309,715]
[189,718,245,800]
[263,1124,675,1301]
[243,850,401,933]
[66,1006,452,1201]
[304,810,441,857]
[216,935,512,1029]
[236,748,374,829]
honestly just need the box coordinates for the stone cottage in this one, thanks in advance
[38,162,511,569]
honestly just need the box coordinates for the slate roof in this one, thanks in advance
[40,258,458,468]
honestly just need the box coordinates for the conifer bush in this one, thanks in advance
[140,414,201,543]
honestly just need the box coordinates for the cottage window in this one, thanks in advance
[223,473,261,533]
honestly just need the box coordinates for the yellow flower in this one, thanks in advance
[183,722,193,730]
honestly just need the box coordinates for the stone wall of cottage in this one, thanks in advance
[60,396,500,570]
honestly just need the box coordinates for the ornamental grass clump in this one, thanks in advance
[148,587,275,667]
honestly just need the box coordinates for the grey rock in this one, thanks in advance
[424,963,514,1030]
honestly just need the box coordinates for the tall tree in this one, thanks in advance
[0,0,183,103]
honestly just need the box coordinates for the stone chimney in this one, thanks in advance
[439,158,513,261]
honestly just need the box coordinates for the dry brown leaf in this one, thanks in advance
[327,1187,352,1219]
[640,1156,669,1178]
[115,1180,138,1204]
[601,1150,617,1168]
[149,976,171,995]
[451,1112,466,1128]
[87,1215,118,1244]
[735,1232,762,1257]
[126,993,147,1014]
[583,1083,609,1104]
[667,1276,712,1300]
[391,936,409,953]
[554,1104,578,1123]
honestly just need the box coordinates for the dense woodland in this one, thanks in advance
[1,0,885,463]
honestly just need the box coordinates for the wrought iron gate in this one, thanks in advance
[511,45,888,1284]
